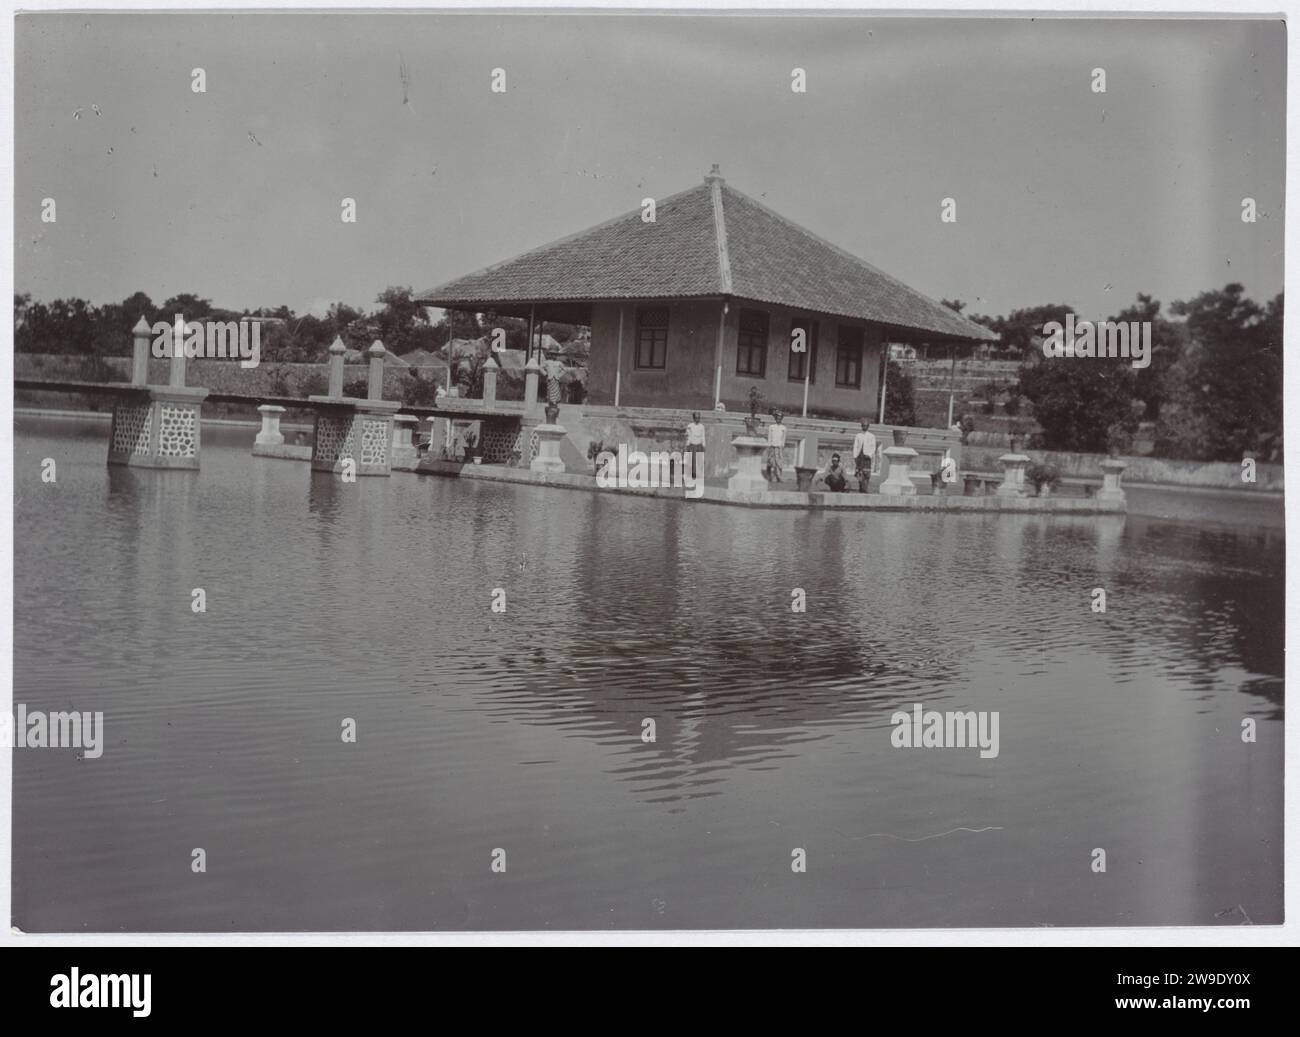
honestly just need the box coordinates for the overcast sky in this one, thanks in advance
[15,13,1285,323]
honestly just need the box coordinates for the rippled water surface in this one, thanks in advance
[12,418,1284,929]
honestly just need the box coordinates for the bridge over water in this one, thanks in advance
[17,319,543,476]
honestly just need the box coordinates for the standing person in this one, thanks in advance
[852,418,877,492]
[765,411,788,484]
[684,411,707,482]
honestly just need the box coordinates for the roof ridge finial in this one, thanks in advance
[705,163,724,186]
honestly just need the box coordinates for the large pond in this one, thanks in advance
[11,416,1284,930]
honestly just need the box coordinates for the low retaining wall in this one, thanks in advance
[575,405,961,481]
[416,459,1124,513]
[961,445,1283,491]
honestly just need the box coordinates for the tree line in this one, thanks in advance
[14,286,580,365]
[14,282,1282,463]
[941,284,1282,462]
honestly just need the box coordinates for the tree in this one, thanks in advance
[1107,293,1186,421]
[882,359,916,426]
[1155,285,1282,461]
[160,293,213,319]
[1017,352,1139,453]
[373,286,429,353]
[977,304,1075,361]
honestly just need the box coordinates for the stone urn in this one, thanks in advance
[892,428,908,446]
[1009,435,1021,453]
[544,402,560,424]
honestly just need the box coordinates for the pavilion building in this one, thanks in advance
[418,167,994,423]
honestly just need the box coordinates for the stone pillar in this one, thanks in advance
[131,316,152,386]
[530,422,567,474]
[367,340,386,401]
[524,355,542,411]
[391,414,419,470]
[309,346,400,476]
[996,451,1031,498]
[168,317,187,388]
[327,336,346,398]
[1096,457,1128,507]
[255,404,285,446]
[880,444,919,495]
[482,354,499,405]
[107,386,210,469]
[307,399,401,476]
[727,435,769,492]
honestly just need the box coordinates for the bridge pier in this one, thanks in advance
[108,317,210,469]
[308,338,400,476]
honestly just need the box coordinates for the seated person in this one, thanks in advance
[814,452,849,492]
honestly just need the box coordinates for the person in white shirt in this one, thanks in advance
[765,411,788,483]
[851,418,877,492]
[684,412,706,482]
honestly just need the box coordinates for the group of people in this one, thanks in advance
[682,412,880,492]
[815,420,878,493]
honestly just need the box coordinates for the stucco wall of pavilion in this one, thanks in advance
[585,299,885,420]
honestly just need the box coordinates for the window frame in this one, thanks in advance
[787,317,820,384]
[735,308,769,378]
[835,326,865,389]
[633,306,669,370]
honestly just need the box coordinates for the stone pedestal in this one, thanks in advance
[727,435,769,492]
[482,356,499,405]
[996,452,1031,498]
[879,444,919,495]
[391,414,420,470]
[530,423,567,474]
[1095,457,1128,506]
[255,404,286,446]
[308,396,402,476]
[424,416,450,460]
[108,386,210,469]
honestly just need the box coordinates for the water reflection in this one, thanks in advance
[11,419,1285,930]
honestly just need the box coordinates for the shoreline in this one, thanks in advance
[14,407,1284,504]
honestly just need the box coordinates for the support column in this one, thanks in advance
[327,336,346,397]
[367,340,386,400]
[947,343,957,427]
[614,306,624,408]
[309,338,399,476]
[713,301,728,408]
[131,316,151,385]
[108,386,210,469]
[169,315,187,388]
[524,355,542,412]
[878,350,889,423]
